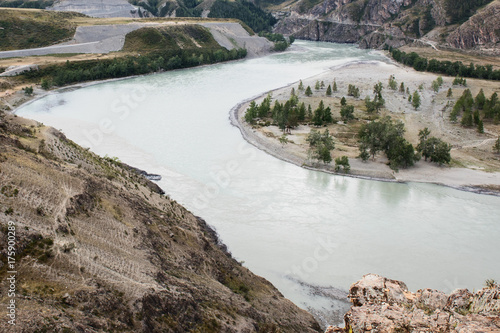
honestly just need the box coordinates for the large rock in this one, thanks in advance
[326,274,500,333]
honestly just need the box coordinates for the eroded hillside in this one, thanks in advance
[0,111,321,332]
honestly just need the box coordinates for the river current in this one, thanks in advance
[17,41,500,326]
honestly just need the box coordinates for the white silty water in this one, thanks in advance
[16,41,500,326]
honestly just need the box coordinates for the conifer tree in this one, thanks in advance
[305,86,313,96]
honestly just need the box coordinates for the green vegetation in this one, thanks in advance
[334,156,350,173]
[326,84,332,96]
[297,0,323,14]
[22,86,33,96]
[444,0,494,24]
[0,1,54,9]
[365,82,385,113]
[453,76,467,86]
[306,129,335,164]
[494,137,500,154]
[305,86,312,96]
[450,89,499,131]
[208,0,277,33]
[358,116,419,170]
[432,76,443,92]
[347,84,360,98]
[389,48,500,81]
[0,9,81,50]
[416,128,451,165]
[340,104,354,122]
[23,46,247,89]
[17,24,248,89]
[258,32,294,51]
[312,100,332,126]
[123,25,220,51]
[412,90,421,110]
[388,75,397,90]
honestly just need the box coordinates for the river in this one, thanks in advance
[16,41,500,326]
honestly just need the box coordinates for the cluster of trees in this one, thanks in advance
[444,0,493,24]
[334,156,350,173]
[453,76,467,86]
[431,76,444,92]
[258,32,294,51]
[299,79,338,97]
[451,89,500,131]
[208,0,277,33]
[358,117,452,170]
[389,48,500,81]
[358,117,419,170]
[416,128,451,165]
[23,48,247,89]
[347,84,360,98]
[306,129,335,164]
[244,91,338,130]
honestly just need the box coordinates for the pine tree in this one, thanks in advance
[315,81,320,90]
[333,80,338,92]
[307,105,312,119]
[447,88,453,97]
[388,75,397,90]
[298,102,306,121]
[477,119,484,133]
[305,86,313,96]
[399,82,405,94]
[412,91,421,110]
[320,81,325,89]
[326,85,332,96]
[494,137,500,154]
[340,96,347,106]
[298,80,304,91]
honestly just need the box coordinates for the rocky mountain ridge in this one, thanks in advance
[273,0,500,54]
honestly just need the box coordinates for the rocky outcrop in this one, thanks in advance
[326,274,500,332]
[446,1,500,53]
[273,0,498,53]
[273,0,442,48]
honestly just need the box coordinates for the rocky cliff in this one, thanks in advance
[446,1,500,53]
[327,274,500,332]
[273,0,500,54]
[0,111,321,332]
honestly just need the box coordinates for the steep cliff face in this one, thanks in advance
[0,111,321,332]
[273,0,499,53]
[446,1,500,52]
[327,274,500,333]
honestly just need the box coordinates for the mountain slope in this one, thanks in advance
[272,0,500,53]
[0,111,321,332]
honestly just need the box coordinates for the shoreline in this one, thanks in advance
[230,61,500,196]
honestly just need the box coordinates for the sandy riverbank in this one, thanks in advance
[231,60,500,195]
